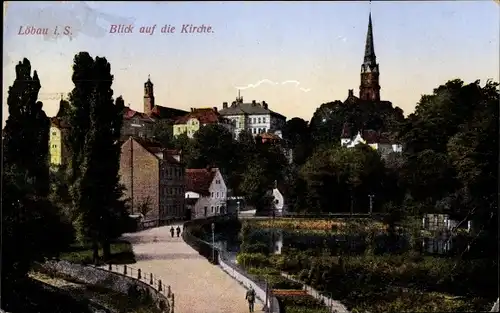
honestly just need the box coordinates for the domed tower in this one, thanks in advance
[144,75,155,115]
[359,12,381,102]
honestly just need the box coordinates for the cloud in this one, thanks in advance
[337,35,348,42]
[235,79,311,92]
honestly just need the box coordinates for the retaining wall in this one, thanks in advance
[40,260,172,313]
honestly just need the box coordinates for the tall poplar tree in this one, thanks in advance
[2,59,62,292]
[68,53,128,263]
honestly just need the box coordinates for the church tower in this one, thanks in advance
[144,75,155,115]
[359,12,381,102]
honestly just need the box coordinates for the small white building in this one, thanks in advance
[271,186,288,216]
[340,123,402,158]
[185,167,228,219]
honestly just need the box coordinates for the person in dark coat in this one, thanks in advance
[170,226,174,237]
[176,226,181,237]
[245,286,256,312]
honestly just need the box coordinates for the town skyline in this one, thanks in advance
[3,1,499,125]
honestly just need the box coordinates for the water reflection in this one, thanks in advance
[205,227,463,258]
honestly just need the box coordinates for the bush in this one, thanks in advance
[236,253,270,268]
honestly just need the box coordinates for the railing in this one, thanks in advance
[281,272,349,313]
[182,215,280,313]
[100,263,175,312]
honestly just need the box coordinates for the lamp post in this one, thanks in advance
[211,222,215,263]
[237,200,241,216]
[368,194,375,216]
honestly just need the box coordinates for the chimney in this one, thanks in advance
[213,107,217,112]
[252,100,256,106]
[191,108,195,112]
[223,102,228,109]
[263,101,268,110]
[348,89,354,97]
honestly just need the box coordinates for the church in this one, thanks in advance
[339,11,403,156]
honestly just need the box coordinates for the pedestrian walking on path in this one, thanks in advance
[170,226,174,237]
[245,286,256,312]
[176,226,181,237]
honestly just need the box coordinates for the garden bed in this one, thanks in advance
[59,240,136,265]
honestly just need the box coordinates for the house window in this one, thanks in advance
[211,192,214,198]
[52,132,56,136]
[211,206,214,213]
[216,206,220,213]
[216,192,219,198]
[258,118,261,123]
[52,145,57,148]
[263,118,266,123]
[216,180,220,184]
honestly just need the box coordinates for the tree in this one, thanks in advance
[2,59,66,291]
[152,119,173,147]
[282,117,311,164]
[70,53,128,263]
[300,145,387,213]
[137,196,153,217]
[398,79,498,256]
[190,124,237,174]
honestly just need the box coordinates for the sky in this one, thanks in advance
[3,1,499,125]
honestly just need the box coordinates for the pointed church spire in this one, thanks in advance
[363,10,376,65]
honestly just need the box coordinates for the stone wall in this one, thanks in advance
[41,260,172,313]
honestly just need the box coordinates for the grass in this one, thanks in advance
[250,218,386,234]
[59,240,136,265]
[2,276,95,313]
[31,271,162,313]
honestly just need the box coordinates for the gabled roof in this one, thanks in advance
[219,98,285,119]
[150,105,188,120]
[174,108,221,125]
[185,168,217,195]
[127,137,181,164]
[123,107,154,121]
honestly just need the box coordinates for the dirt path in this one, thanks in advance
[121,225,264,313]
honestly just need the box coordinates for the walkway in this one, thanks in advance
[121,225,264,313]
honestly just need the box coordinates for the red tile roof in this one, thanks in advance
[361,130,391,144]
[123,107,154,121]
[341,123,352,139]
[129,137,181,163]
[150,105,188,120]
[174,108,221,125]
[185,168,216,195]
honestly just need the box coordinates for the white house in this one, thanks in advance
[219,95,286,139]
[185,167,228,219]
[340,123,402,158]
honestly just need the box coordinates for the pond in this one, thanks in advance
[202,226,412,258]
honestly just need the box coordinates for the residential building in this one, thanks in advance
[173,107,235,138]
[218,93,286,138]
[119,137,185,224]
[185,167,228,219]
[142,76,188,121]
[121,106,156,140]
[340,123,402,159]
[421,213,473,255]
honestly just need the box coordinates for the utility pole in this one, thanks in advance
[368,194,375,216]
